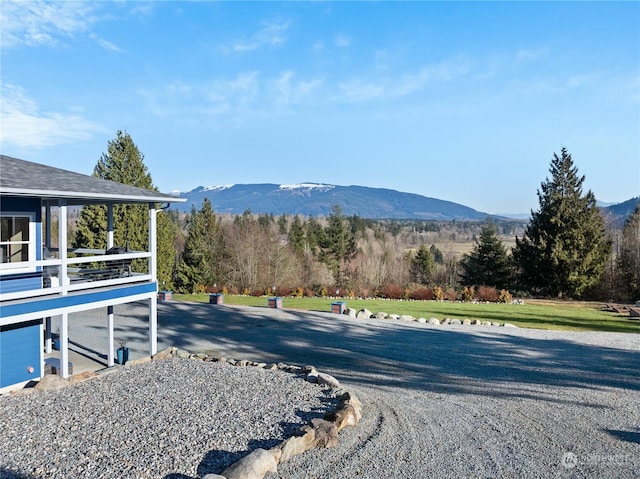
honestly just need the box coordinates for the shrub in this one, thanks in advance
[276,286,292,297]
[381,284,404,300]
[499,289,513,303]
[444,288,459,301]
[304,288,315,298]
[205,285,219,294]
[462,286,475,302]
[433,286,444,301]
[319,286,328,298]
[251,289,264,297]
[409,287,434,301]
[476,285,499,302]
[293,287,304,298]
[229,286,239,295]
[242,287,250,296]
[357,287,371,299]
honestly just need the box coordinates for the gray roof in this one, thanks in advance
[0,155,185,205]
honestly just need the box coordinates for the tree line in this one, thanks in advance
[75,132,640,302]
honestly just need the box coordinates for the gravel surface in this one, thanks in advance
[11,301,640,478]
[0,358,338,479]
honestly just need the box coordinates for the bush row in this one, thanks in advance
[198,284,514,303]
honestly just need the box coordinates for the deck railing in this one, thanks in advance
[0,248,153,302]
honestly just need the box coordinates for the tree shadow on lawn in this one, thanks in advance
[77,301,640,403]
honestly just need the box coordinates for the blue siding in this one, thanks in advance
[0,320,42,388]
[0,282,158,319]
[0,273,42,294]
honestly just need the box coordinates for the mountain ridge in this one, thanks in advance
[175,182,492,220]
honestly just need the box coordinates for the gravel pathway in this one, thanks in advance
[0,358,338,479]
[6,301,639,479]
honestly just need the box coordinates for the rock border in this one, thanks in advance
[163,347,362,479]
[19,346,361,479]
[345,306,518,328]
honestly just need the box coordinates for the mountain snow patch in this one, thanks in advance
[279,183,335,192]
[203,184,234,191]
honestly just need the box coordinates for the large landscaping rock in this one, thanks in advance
[220,447,281,479]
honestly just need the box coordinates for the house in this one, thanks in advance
[0,155,185,392]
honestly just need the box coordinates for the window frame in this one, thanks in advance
[0,212,37,274]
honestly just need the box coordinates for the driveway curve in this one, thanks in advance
[71,301,640,478]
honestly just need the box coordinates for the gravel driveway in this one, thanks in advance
[36,301,640,478]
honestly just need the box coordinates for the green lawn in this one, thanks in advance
[171,294,640,334]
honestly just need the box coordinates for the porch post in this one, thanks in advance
[60,313,69,379]
[107,306,115,367]
[45,317,52,353]
[45,203,52,248]
[107,204,114,249]
[58,201,68,295]
[148,204,158,356]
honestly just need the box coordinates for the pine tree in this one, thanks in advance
[617,204,640,301]
[460,222,511,289]
[288,215,305,255]
[319,205,357,287]
[513,147,611,298]
[410,244,434,285]
[73,130,175,276]
[175,199,224,292]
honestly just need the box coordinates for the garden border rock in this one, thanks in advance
[14,346,362,479]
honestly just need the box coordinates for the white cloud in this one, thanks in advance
[335,34,350,48]
[224,19,291,53]
[0,84,105,149]
[0,0,121,52]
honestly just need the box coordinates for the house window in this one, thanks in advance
[1,214,34,266]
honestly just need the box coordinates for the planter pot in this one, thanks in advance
[117,347,129,365]
[158,291,172,301]
[209,293,224,304]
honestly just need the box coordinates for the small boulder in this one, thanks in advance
[311,418,339,448]
[356,308,373,319]
[400,315,415,322]
[450,318,462,325]
[280,427,315,462]
[417,317,427,324]
[34,374,67,392]
[428,317,440,325]
[503,323,517,328]
[462,319,472,326]
[317,373,340,389]
[388,314,400,321]
[221,448,281,479]
[375,312,388,319]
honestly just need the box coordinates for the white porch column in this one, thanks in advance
[107,306,115,367]
[45,317,52,353]
[148,204,158,356]
[149,298,157,356]
[58,201,68,295]
[107,204,114,249]
[45,203,52,248]
[60,313,69,378]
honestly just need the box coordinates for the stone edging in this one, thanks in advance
[344,307,518,328]
[158,347,362,479]
[11,346,362,479]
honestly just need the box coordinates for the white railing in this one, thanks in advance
[0,249,153,302]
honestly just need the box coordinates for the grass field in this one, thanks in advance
[172,294,640,334]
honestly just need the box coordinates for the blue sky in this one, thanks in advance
[1,1,638,215]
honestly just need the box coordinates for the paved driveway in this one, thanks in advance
[68,301,640,478]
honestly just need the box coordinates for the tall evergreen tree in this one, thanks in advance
[175,199,224,292]
[288,215,305,255]
[73,130,174,276]
[617,204,640,301]
[410,244,434,285]
[513,147,611,298]
[460,222,511,289]
[319,205,357,287]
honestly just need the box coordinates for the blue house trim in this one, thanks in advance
[1,282,157,319]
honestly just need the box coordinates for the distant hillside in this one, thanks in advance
[602,197,640,227]
[175,183,492,220]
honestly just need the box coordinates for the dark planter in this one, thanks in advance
[209,293,224,304]
[117,347,129,365]
[53,338,61,350]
